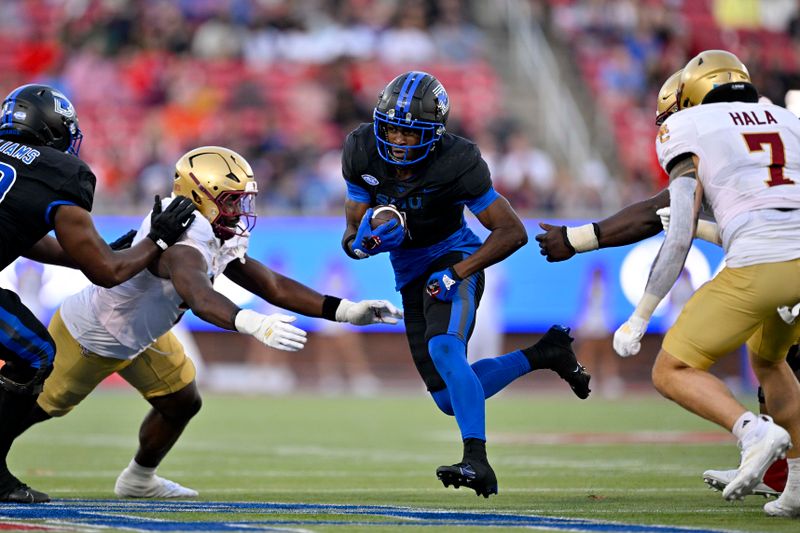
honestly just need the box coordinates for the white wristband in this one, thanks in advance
[334,299,353,323]
[566,223,599,252]
[234,309,259,334]
[695,219,721,245]
[633,293,661,322]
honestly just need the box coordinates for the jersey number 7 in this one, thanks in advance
[0,162,18,204]
[743,132,794,187]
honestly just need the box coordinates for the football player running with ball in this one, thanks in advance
[611,50,800,516]
[340,71,591,498]
[9,146,402,501]
[0,84,197,503]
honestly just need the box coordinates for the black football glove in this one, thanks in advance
[108,229,137,251]
[147,195,196,250]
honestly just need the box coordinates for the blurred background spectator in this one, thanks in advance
[573,264,622,398]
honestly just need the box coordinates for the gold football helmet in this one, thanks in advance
[173,146,258,240]
[655,69,682,125]
[678,50,750,110]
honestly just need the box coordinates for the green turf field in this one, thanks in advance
[4,390,798,532]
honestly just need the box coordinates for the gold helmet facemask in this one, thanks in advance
[678,50,751,110]
[655,69,682,126]
[173,146,258,240]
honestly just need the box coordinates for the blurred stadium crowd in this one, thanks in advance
[547,0,800,204]
[1,0,799,216]
[0,0,509,214]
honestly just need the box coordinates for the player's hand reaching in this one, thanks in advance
[613,316,649,357]
[234,309,307,351]
[656,207,671,233]
[535,222,576,262]
[426,267,462,302]
[352,208,405,256]
[108,229,137,251]
[147,195,197,250]
[659,206,723,245]
[336,299,404,325]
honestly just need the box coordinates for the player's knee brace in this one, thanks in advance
[428,334,467,379]
[430,388,454,416]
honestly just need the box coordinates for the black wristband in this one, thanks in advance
[342,234,361,260]
[322,295,342,321]
[448,266,463,281]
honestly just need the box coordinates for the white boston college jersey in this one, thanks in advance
[60,197,249,359]
[657,101,800,267]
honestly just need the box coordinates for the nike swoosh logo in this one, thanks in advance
[181,219,191,227]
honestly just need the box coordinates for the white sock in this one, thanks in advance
[126,459,156,478]
[775,457,800,506]
[786,458,800,487]
[732,411,758,442]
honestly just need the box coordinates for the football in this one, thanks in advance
[370,204,405,231]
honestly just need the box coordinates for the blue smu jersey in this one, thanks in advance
[342,123,498,289]
[0,140,95,270]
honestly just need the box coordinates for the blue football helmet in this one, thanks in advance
[0,84,83,156]
[373,71,449,166]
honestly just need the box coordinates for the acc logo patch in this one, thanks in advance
[362,174,379,186]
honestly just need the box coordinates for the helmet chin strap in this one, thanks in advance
[213,226,236,240]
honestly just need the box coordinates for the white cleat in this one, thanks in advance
[723,416,791,501]
[115,469,199,499]
[764,496,800,517]
[703,468,780,497]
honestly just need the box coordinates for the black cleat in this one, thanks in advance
[524,325,591,399]
[436,460,498,498]
[0,483,50,503]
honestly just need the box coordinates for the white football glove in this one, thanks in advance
[657,206,723,245]
[778,303,800,325]
[335,299,404,325]
[656,207,671,234]
[613,316,649,357]
[234,309,307,351]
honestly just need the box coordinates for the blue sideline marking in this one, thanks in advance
[0,500,731,532]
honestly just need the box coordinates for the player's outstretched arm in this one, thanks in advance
[447,195,527,279]
[23,229,140,269]
[614,156,701,357]
[22,235,79,268]
[224,256,402,325]
[656,207,722,246]
[535,189,669,262]
[51,196,196,288]
[162,246,307,351]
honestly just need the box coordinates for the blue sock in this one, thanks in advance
[472,350,531,398]
[430,350,531,416]
[428,334,485,441]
